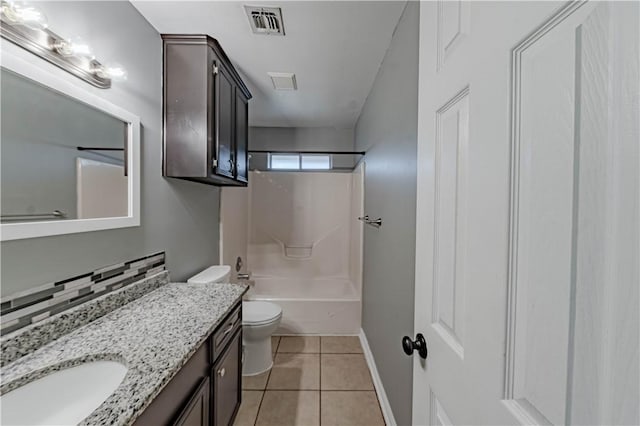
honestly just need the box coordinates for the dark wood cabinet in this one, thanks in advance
[162,35,252,186]
[213,59,235,179]
[134,342,209,426]
[212,331,242,426]
[134,303,243,426]
[173,377,210,426]
[234,92,249,183]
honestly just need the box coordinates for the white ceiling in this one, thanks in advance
[131,1,406,128]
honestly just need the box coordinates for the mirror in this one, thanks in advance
[0,50,140,241]
[2,68,127,221]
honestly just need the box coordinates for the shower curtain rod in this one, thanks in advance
[77,147,125,151]
[248,150,366,155]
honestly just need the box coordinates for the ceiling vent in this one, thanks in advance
[268,72,297,90]
[244,6,285,36]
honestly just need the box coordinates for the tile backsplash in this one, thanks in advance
[1,252,166,335]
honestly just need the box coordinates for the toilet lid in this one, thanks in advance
[243,301,282,325]
[187,265,231,284]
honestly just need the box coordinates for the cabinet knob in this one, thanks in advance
[217,368,226,377]
[228,159,234,173]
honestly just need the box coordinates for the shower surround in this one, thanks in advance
[239,169,363,334]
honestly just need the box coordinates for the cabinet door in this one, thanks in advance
[134,341,209,426]
[212,330,241,426]
[213,61,235,179]
[173,377,210,426]
[234,91,249,183]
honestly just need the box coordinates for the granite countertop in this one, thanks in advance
[0,282,248,426]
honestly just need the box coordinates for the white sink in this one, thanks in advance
[1,360,128,425]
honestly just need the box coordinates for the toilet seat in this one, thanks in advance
[243,301,282,326]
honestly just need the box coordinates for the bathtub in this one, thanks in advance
[244,277,361,335]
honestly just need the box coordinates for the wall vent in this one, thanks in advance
[244,6,285,36]
[268,72,297,90]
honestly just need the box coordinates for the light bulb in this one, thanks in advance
[69,42,92,56]
[105,66,127,81]
[93,63,127,81]
[1,1,48,29]
[53,37,92,58]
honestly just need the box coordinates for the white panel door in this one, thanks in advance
[412,1,639,425]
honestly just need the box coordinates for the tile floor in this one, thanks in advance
[234,336,386,426]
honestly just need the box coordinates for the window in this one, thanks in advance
[269,153,332,170]
[269,154,300,170]
[301,154,331,170]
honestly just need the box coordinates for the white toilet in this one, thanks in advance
[187,266,282,376]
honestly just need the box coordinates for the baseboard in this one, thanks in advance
[359,328,397,426]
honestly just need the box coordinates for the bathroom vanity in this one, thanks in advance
[135,303,242,426]
[0,271,248,426]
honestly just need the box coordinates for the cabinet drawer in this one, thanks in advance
[212,329,242,426]
[211,304,241,362]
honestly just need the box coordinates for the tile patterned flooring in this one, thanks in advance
[234,336,386,426]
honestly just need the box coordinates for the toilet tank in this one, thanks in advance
[187,265,231,284]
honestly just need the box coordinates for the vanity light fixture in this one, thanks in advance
[0,0,126,88]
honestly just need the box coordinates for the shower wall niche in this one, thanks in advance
[249,171,353,279]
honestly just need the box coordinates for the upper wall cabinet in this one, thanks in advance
[162,35,252,186]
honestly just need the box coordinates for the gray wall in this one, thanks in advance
[249,127,355,151]
[354,2,419,425]
[1,1,220,296]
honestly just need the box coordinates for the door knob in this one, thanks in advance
[402,333,428,359]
